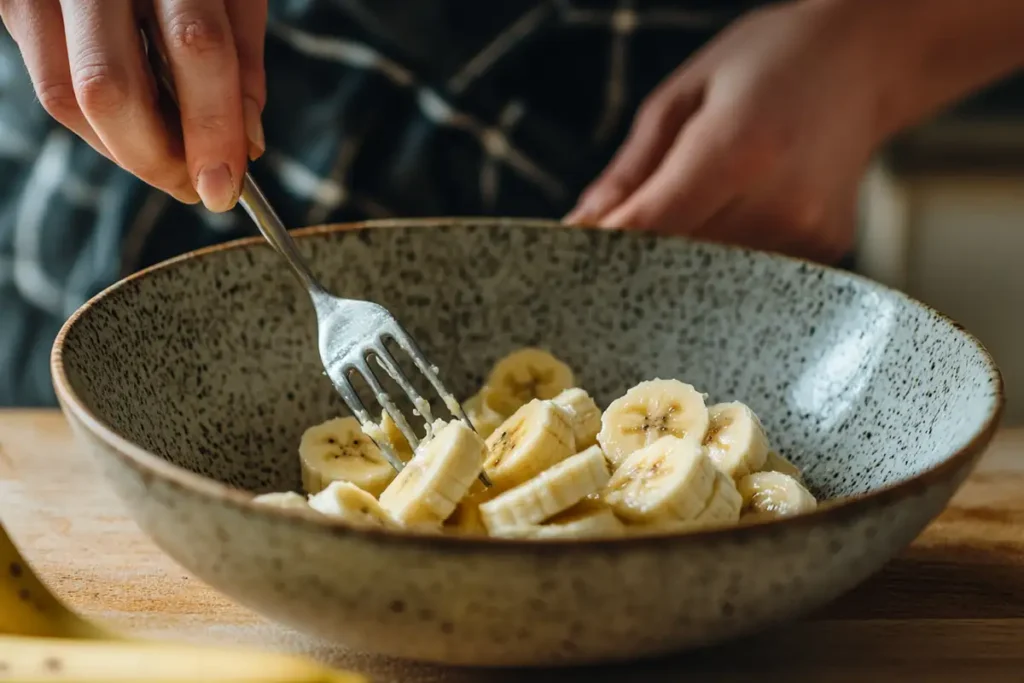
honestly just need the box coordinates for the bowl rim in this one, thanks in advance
[51,217,1005,552]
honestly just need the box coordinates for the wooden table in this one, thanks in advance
[1,410,1023,682]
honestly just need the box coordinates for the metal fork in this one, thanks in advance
[141,26,489,482]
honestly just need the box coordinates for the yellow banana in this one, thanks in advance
[0,634,365,682]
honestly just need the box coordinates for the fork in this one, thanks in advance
[141,26,489,483]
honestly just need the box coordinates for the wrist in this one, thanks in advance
[818,0,1024,141]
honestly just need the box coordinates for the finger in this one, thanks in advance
[1,0,113,159]
[225,0,267,160]
[598,109,770,234]
[693,200,798,255]
[154,0,246,212]
[564,82,702,226]
[695,194,852,263]
[57,0,197,203]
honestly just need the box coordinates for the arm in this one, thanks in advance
[838,0,1024,139]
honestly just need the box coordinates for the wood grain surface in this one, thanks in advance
[1,410,1023,682]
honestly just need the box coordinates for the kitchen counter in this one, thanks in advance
[1,410,1023,682]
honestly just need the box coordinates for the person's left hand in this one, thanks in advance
[564,0,899,263]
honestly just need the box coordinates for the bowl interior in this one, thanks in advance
[57,220,1001,502]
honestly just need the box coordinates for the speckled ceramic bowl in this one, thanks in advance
[52,219,1002,667]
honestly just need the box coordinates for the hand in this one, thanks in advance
[565,0,895,263]
[0,0,267,211]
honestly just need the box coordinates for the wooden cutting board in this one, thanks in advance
[2,409,1023,682]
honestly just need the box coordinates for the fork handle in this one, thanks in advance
[238,175,325,294]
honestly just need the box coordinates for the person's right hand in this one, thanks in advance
[0,0,267,211]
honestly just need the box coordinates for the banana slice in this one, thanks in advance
[692,469,743,526]
[443,498,488,536]
[299,417,397,496]
[479,445,610,534]
[597,379,711,469]
[762,450,805,481]
[494,499,625,539]
[550,388,602,450]
[379,420,487,527]
[252,491,313,511]
[628,472,741,535]
[462,387,508,439]
[737,471,817,520]
[703,402,770,479]
[534,499,624,539]
[308,481,396,529]
[483,398,576,491]
[603,434,716,523]
[443,482,501,536]
[485,347,575,416]
[378,410,415,461]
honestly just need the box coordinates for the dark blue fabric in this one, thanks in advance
[2,1,765,406]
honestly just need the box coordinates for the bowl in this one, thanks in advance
[51,218,1003,666]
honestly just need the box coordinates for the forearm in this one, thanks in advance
[823,0,1024,139]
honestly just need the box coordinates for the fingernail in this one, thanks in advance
[562,207,588,225]
[564,192,615,226]
[565,202,598,227]
[196,163,236,212]
[243,97,265,160]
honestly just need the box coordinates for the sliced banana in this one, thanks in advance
[597,379,710,469]
[737,471,817,520]
[378,410,415,461]
[693,469,743,526]
[462,387,508,439]
[485,347,575,416]
[299,417,397,496]
[379,420,487,527]
[483,398,576,491]
[703,402,770,479]
[762,450,804,481]
[307,481,396,529]
[534,499,624,539]
[603,434,716,523]
[550,388,602,450]
[494,499,624,539]
[479,445,610,534]
[443,498,488,536]
[252,491,312,511]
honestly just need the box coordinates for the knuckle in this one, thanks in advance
[165,11,230,58]
[35,79,80,122]
[72,62,132,117]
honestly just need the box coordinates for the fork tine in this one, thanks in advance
[352,356,422,452]
[385,326,493,488]
[370,343,436,426]
[385,326,461,418]
[330,370,406,473]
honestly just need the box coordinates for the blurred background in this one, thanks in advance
[0,3,1022,424]
[858,73,1024,425]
